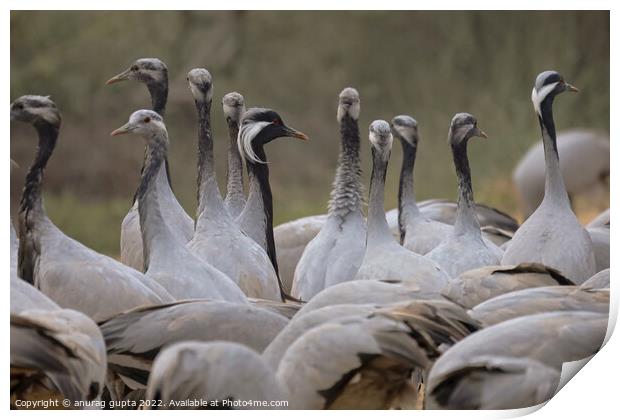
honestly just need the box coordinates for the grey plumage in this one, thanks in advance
[502,71,596,282]
[11,95,173,322]
[145,300,478,410]
[11,308,107,404]
[186,70,281,300]
[441,263,574,309]
[107,58,194,272]
[426,113,503,278]
[292,88,366,300]
[111,109,248,303]
[99,300,288,391]
[581,269,610,290]
[469,286,609,327]
[294,279,444,319]
[222,92,247,218]
[427,311,607,409]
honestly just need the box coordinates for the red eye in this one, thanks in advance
[272,119,280,125]
[144,117,151,123]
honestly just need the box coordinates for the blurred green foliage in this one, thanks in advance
[10,11,609,255]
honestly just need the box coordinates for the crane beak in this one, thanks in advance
[106,68,132,85]
[110,123,136,136]
[565,83,579,93]
[473,127,489,139]
[282,125,309,141]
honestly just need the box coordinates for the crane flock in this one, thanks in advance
[10,59,609,410]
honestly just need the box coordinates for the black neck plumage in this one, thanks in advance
[19,121,58,219]
[329,114,363,216]
[195,100,215,215]
[451,138,480,235]
[148,79,168,117]
[137,133,168,271]
[245,138,288,302]
[539,95,558,156]
[367,147,390,240]
[132,79,171,204]
[225,117,244,197]
[18,120,59,283]
[397,138,417,243]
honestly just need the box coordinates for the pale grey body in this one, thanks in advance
[107,58,194,272]
[587,225,609,272]
[113,109,248,303]
[502,196,596,283]
[581,269,610,290]
[11,308,107,403]
[426,233,503,279]
[10,95,173,323]
[264,299,476,370]
[294,279,444,319]
[441,263,574,309]
[146,302,476,410]
[30,220,173,321]
[185,70,280,300]
[469,286,609,326]
[120,170,194,271]
[426,114,503,278]
[294,215,366,300]
[426,311,607,409]
[502,73,596,282]
[274,214,328,293]
[100,300,288,391]
[355,120,449,291]
[146,341,285,409]
[189,208,280,299]
[10,222,59,314]
[292,88,366,301]
[263,303,379,369]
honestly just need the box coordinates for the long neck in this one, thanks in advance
[328,115,363,217]
[539,96,570,207]
[19,122,58,222]
[246,143,288,301]
[132,79,171,204]
[224,117,245,207]
[147,79,168,117]
[451,140,481,236]
[18,121,58,283]
[367,148,392,245]
[136,132,171,271]
[195,100,226,218]
[246,150,275,268]
[397,138,419,243]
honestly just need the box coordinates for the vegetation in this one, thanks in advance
[10,11,609,255]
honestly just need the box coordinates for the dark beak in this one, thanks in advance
[282,125,309,141]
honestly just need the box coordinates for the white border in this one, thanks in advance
[4,3,616,419]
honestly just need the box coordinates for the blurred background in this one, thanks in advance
[10,11,609,256]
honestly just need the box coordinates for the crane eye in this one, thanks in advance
[131,65,139,71]
[272,119,280,125]
[143,117,151,123]
[14,103,24,110]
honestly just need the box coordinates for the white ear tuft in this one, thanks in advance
[238,121,270,164]
[532,82,558,116]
